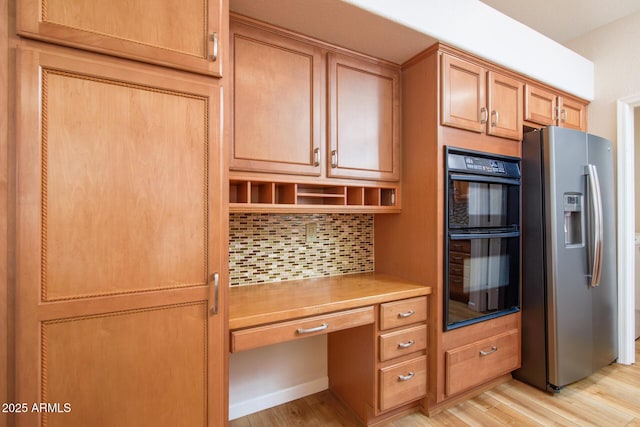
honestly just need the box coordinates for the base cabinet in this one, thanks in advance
[445,328,520,396]
[328,296,428,425]
[15,44,227,426]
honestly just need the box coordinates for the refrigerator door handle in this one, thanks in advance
[586,164,604,287]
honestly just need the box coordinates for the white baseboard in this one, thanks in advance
[228,377,329,420]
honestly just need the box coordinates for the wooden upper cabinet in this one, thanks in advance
[230,20,323,176]
[441,53,522,141]
[488,71,523,140]
[16,0,225,77]
[524,83,588,131]
[15,45,227,426]
[328,53,400,181]
[558,96,587,130]
[524,84,557,126]
[441,54,486,133]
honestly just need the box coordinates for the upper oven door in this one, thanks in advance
[448,174,521,230]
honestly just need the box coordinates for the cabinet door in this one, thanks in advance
[328,53,400,181]
[230,21,322,176]
[524,83,558,126]
[559,96,587,131]
[441,54,486,133]
[487,71,523,141]
[17,0,224,77]
[15,46,226,426]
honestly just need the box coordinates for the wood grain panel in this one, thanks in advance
[42,68,208,300]
[524,83,557,126]
[441,54,485,133]
[231,306,374,352]
[42,303,207,427]
[328,53,400,181]
[230,21,322,175]
[379,296,427,331]
[487,71,522,141]
[379,324,427,362]
[445,328,520,396]
[379,355,427,412]
[17,0,223,76]
[15,44,227,426]
[559,96,586,131]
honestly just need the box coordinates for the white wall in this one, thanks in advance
[635,107,640,232]
[229,336,328,419]
[344,0,594,100]
[565,11,640,141]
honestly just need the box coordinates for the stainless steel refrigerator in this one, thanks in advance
[514,126,617,392]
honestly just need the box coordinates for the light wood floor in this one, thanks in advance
[230,340,640,427]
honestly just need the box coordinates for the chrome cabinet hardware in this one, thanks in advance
[330,150,337,168]
[560,108,567,122]
[296,322,328,335]
[313,147,320,166]
[209,33,218,61]
[480,107,488,124]
[398,372,415,381]
[491,110,499,126]
[479,345,498,356]
[397,339,415,349]
[398,309,415,318]
[210,272,219,314]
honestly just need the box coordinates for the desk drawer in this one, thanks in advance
[379,355,427,411]
[445,328,520,396]
[380,296,427,330]
[231,306,374,352]
[379,324,427,362]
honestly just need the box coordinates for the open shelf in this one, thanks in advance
[229,180,400,212]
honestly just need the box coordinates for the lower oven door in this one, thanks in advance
[446,231,520,329]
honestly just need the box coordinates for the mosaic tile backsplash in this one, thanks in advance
[229,213,374,286]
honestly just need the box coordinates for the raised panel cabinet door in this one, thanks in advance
[17,0,224,77]
[230,21,322,176]
[15,45,227,426]
[441,54,486,133]
[328,53,400,181]
[487,71,523,141]
[559,96,587,131]
[524,84,558,126]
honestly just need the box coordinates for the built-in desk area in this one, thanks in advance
[229,272,432,425]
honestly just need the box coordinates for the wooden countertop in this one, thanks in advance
[229,272,432,330]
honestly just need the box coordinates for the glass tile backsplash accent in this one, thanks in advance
[229,213,374,286]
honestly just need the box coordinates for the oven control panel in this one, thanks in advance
[447,149,521,179]
[463,157,506,174]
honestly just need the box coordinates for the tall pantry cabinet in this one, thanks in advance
[9,1,229,426]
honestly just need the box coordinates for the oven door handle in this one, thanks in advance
[449,231,520,240]
[449,173,521,186]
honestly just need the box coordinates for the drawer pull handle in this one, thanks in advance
[398,372,415,382]
[398,339,415,349]
[297,323,328,335]
[398,309,415,319]
[479,346,498,356]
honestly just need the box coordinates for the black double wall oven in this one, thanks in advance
[445,147,521,330]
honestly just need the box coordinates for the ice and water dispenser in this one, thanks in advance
[563,193,584,247]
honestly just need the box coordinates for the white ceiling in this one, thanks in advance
[480,0,640,43]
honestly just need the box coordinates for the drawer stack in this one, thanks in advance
[377,297,428,412]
